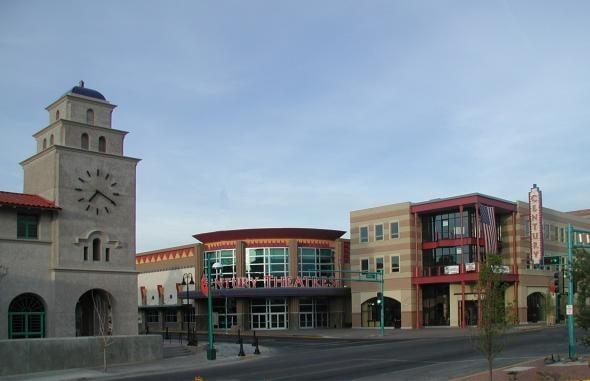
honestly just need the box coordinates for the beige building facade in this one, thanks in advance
[350,192,590,329]
[0,83,140,339]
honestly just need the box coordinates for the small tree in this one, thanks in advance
[573,248,590,346]
[475,254,513,381]
[91,291,114,372]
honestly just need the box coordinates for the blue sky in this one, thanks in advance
[1,1,589,252]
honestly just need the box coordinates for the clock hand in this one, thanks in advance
[88,191,99,202]
[96,190,117,206]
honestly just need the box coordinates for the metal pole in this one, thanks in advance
[225,296,228,335]
[186,282,190,344]
[567,224,576,360]
[380,269,384,336]
[207,253,216,360]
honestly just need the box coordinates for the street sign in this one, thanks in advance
[566,304,573,316]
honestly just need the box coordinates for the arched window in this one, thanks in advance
[49,134,54,146]
[9,293,46,338]
[92,238,101,261]
[86,109,94,125]
[43,138,47,150]
[98,136,106,153]
[55,110,60,120]
[81,133,89,150]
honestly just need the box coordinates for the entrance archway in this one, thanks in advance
[8,293,46,339]
[527,292,545,323]
[361,297,401,328]
[76,289,113,336]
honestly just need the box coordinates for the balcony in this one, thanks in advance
[412,263,518,284]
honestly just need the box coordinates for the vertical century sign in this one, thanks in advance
[529,184,544,264]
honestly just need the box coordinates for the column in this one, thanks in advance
[461,281,466,328]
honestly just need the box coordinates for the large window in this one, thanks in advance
[422,210,476,242]
[359,226,369,243]
[203,249,236,278]
[246,248,289,287]
[422,245,480,272]
[17,214,38,239]
[298,248,334,278]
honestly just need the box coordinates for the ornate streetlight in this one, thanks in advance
[207,253,222,360]
[181,273,195,345]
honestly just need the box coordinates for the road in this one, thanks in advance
[120,326,584,381]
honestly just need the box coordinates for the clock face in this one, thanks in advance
[74,168,120,215]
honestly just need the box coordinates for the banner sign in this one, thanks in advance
[201,274,342,290]
[444,265,460,275]
[465,262,476,272]
[529,184,544,264]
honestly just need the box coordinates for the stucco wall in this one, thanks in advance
[0,335,162,376]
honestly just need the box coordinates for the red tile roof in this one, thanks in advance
[0,191,59,210]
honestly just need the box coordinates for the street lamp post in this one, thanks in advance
[207,253,222,360]
[181,273,195,345]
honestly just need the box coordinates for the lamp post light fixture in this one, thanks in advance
[181,273,195,345]
[207,254,222,360]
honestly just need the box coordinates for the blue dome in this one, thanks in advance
[69,82,106,100]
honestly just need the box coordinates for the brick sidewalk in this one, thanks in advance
[456,357,590,381]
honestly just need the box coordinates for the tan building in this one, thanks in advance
[136,228,351,332]
[0,83,140,339]
[350,191,590,329]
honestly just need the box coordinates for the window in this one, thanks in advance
[298,248,334,278]
[375,224,384,241]
[361,258,369,272]
[86,109,94,125]
[8,293,45,339]
[360,226,369,243]
[376,257,384,272]
[146,310,159,323]
[55,110,60,120]
[83,246,88,261]
[81,133,89,150]
[98,136,106,153]
[43,138,47,149]
[246,248,289,287]
[165,311,177,323]
[559,227,565,243]
[17,214,38,239]
[523,219,530,237]
[105,248,110,262]
[203,249,236,278]
[390,221,399,239]
[49,134,54,146]
[391,256,400,272]
[92,238,101,261]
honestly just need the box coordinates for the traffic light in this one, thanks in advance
[551,272,559,293]
[376,292,383,305]
[544,256,560,265]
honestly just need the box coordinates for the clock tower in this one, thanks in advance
[21,82,140,336]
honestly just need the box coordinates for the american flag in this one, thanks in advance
[479,204,497,254]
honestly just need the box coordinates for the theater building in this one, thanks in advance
[350,190,590,329]
[136,228,351,332]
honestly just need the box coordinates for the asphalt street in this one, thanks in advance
[117,326,585,381]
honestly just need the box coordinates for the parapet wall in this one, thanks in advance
[0,335,162,377]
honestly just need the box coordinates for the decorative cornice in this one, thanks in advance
[136,246,195,265]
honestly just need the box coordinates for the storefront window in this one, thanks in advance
[251,298,288,329]
[299,297,329,328]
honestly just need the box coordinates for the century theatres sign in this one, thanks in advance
[200,275,342,294]
[529,184,544,264]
